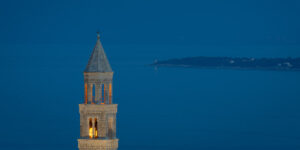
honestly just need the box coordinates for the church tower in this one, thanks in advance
[78,33,118,150]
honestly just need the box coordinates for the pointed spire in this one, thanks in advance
[84,33,112,72]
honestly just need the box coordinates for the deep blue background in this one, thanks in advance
[1,0,300,149]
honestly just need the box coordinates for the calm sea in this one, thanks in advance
[1,44,300,150]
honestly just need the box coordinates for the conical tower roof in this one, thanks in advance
[84,33,112,72]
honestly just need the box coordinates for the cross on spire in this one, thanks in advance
[97,31,100,40]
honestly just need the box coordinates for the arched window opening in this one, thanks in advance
[108,117,113,139]
[101,84,105,104]
[89,118,93,138]
[99,84,103,104]
[92,84,95,104]
[94,118,98,138]
[109,83,112,104]
[84,83,87,104]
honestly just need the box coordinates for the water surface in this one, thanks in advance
[1,44,300,150]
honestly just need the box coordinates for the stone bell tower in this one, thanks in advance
[78,33,118,150]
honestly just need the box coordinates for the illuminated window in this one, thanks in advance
[89,118,93,138]
[109,83,112,104]
[94,118,98,138]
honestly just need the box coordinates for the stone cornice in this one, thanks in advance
[84,72,113,83]
[79,104,118,114]
[78,139,118,149]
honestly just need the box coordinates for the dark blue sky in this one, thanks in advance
[1,0,300,46]
[1,1,300,149]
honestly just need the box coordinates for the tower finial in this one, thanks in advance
[96,31,100,40]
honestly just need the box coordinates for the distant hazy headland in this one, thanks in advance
[152,57,300,71]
